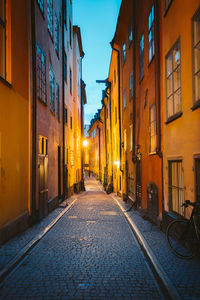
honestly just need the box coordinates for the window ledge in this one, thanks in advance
[165,111,182,124]
[149,152,157,156]
[163,1,173,18]
[191,99,200,111]
[38,97,47,106]
[0,76,12,88]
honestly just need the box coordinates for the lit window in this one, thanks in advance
[70,68,72,94]
[149,103,156,153]
[139,34,144,80]
[148,5,155,63]
[56,83,60,120]
[49,63,55,113]
[36,42,47,103]
[55,13,59,55]
[168,160,184,216]
[64,52,67,81]
[39,136,48,155]
[0,0,6,79]
[47,0,53,38]
[123,88,126,108]
[37,0,44,14]
[166,39,181,120]
[129,72,133,99]
[192,7,200,106]
[123,42,126,63]
[124,129,127,152]
[129,125,133,151]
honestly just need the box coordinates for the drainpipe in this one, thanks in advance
[31,0,37,222]
[132,0,136,163]
[155,0,164,221]
[110,43,123,173]
[62,0,66,200]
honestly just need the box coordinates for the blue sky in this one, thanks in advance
[73,0,122,125]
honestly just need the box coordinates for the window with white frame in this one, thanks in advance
[148,5,155,63]
[129,72,133,100]
[168,160,184,216]
[149,103,156,153]
[166,39,181,120]
[123,42,126,63]
[36,42,47,103]
[37,0,44,14]
[192,7,200,106]
[0,0,6,79]
[139,34,144,80]
[55,13,59,55]
[123,88,126,108]
[129,125,133,151]
[49,63,55,113]
[47,0,53,38]
[56,83,60,120]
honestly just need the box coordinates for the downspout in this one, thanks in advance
[98,126,100,180]
[31,0,37,222]
[62,0,66,200]
[132,0,136,163]
[109,87,113,188]
[110,43,123,173]
[155,0,164,218]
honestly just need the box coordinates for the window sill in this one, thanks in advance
[148,55,155,68]
[191,99,200,111]
[163,1,173,18]
[149,152,157,156]
[0,76,12,88]
[165,111,182,124]
[38,97,47,106]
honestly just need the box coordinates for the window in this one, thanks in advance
[0,0,6,79]
[69,19,72,47]
[56,83,60,120]
[123,42,126,63]
[128,21,133,46]
[124,129,127,152]
[63,0,66,26]
[47,0,53,38]
[129,125,133,151]
[139,34,144,80]
[195,158,200,202]
[148,5,155,63]
[64,52,67,81]
[55,13,59,55]
[114,69,116,84]
[166,39,181,120]
[39,136,48,155]
[70,68,72,94]
[70,116,72,129]
[168,160,184,216]
[129,72,133,99]
[149,103,156,153]
[37,0,44,14]
[192,7,200,106]
[49,63,55,113]
[65,107,68,124]
[123,88,126,108]
[36,42,47,103]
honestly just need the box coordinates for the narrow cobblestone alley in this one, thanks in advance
[0,178,163,299]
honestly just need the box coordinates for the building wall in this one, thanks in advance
[0,0,29,240]
[161,0,200,221]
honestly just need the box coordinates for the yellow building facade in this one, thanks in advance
[161,0,200,225]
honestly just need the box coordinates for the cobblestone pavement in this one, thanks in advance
[0,178,162,299]
[114,195,200,299]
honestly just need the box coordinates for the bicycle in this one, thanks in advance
[166,200,200,259]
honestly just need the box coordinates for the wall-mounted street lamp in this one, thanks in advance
[114,160,120,168]
[83,139,88,147]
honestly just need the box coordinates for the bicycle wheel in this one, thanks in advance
[166,219,198,259]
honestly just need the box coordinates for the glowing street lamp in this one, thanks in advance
[83,140,88,147]
[114,160,120,168]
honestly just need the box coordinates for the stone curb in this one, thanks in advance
[111,194,181,300]
[0,197,77,283]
